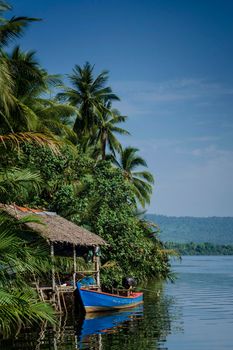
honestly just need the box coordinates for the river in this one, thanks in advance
[1,256,233,349]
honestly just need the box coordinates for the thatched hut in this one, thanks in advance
[0,204,107,293]
[0,203,106,246]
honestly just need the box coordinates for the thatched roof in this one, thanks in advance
[0,204,107,246]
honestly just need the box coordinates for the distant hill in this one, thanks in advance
[146,215,233,245]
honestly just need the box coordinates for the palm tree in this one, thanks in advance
[2,47,76,135]
[0,0,38,126]
[0,56,13,128]
[0,47,76,154]
[0,2,63,150]
[0,1,39,49]
[113,147,154,207]
[57,62,119,137]
[95,101,130,160]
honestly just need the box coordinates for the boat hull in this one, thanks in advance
[77,287,143,312]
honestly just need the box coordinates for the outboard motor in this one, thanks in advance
[122,276,137,289]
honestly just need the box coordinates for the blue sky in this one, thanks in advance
[10,0,233,216]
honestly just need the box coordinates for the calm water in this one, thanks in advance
[2,256,233,349]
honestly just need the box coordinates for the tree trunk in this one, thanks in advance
[101,132,107,160]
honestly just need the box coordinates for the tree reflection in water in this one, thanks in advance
[0,281,183,350]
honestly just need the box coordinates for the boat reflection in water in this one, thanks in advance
[76,304,143,349]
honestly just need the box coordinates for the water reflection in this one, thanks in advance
[78,306,143,336]
[77,306,143,349]
[0,281,181,350]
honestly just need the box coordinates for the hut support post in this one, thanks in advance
[50,242,55,292]
[73,244,77,289]
[95,246,101,289]
[96,257,100,289]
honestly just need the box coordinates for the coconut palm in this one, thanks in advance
[0,2,63,150]
[113,147,154,207]
[95,101,130,160]
[2,47,76,135]
[0,47,77,155]
[0,1,38,126]
[0,56,14,125]
[57,62,119,137]
[0,1,38,49]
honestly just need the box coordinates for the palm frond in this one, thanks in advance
[0,167,42,202]
[133,171,155,184]
[0,16,40,48]
[0,213,55,336]
[112,146,154,207]
[0,132,59,152]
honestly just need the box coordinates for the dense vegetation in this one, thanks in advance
[148,215,233,245]
[0,1,171,336]
[165,242,233,255]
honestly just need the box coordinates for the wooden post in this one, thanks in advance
[73,244,77,289]
[95,246,101,289]
[96,256,101,289]
[50,242,55,292]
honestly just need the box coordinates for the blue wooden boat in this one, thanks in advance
[77,281,143,313]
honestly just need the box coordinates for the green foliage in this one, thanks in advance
[0,213,55,337]
[0,167,41,203]
[0,288,54,338]
[4,143,78,208]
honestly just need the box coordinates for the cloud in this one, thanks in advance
[150,146,233,216]
[122,136,222,156]
[175,144,233,159]
[112,78,233,117]
[122,135,233,216]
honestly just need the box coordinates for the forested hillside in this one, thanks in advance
[165,242,233,255]
[147,215,233,244]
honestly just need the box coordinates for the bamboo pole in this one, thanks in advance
[95,246,101,289]
[73,244,77,289]
[50,242,55,292]
[96,256,100,288]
